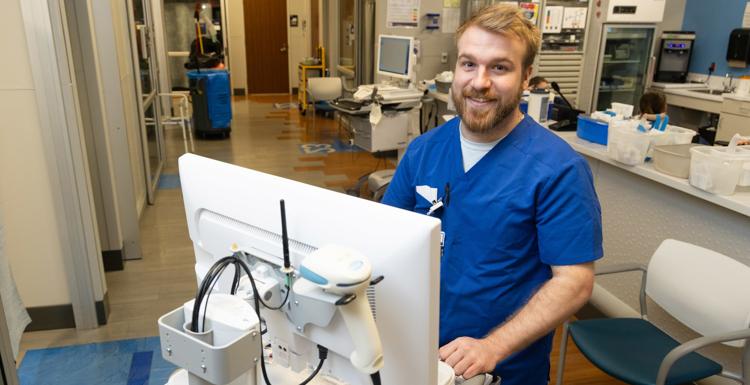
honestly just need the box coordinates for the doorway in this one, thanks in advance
[244,0,289,93]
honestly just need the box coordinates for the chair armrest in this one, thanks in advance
[655,328,750,385]
[594,263,649,317]
[595,263,646,276]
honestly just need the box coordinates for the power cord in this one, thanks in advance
[299,345,329,385]
[196,253,324,385]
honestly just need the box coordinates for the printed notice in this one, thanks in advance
[542,6,563,33]
[562,7,587,29]
[388,0,420,28]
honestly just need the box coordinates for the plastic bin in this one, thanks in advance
[653,144,700,178]
[576,115,608,145]
[607,122,652,165]
[649,125,697,147]
[187,70,232,137]
[689,147,750,195]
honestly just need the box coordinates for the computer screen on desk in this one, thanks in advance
[377,35,414,80]
[178,154,442,384]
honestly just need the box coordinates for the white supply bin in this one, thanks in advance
[650,125,697,147]
[607,121,651,165]
[647,125,697,158]
[689,147,750,195]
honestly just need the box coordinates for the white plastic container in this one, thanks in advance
[689,147,750,195]
[740,162,750,187]
[607,121,651,165]
[647,125,697,158]
[650,125,697,147]
[653,144,699,178]
[610,102,634,119]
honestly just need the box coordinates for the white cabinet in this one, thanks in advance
[717,98,750,142]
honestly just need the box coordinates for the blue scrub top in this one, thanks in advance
[382,115,603,385]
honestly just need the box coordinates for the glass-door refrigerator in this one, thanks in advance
[592,25,655,112]
[577,0,665,114]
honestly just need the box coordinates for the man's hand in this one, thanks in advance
[439,336,504,379]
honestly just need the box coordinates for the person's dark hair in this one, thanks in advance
[639,92,667,115]
[528,76,548,89]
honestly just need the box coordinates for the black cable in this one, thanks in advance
[191,256,235,332]
[229,253,273,385]
[194,253,323,385]
[299,345,328,385]
[260,274,291,311]
[200,266,225,331]
[370,371,382,385]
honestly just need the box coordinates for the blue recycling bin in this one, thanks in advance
[187,70,232,138]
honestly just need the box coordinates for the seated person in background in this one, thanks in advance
[527,76,549,91]
[639,91,667,121]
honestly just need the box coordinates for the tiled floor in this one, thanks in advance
[17,94,624,384]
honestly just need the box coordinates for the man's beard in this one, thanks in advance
[451,84,523,134]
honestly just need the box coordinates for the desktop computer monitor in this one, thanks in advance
[178,154,441,384]
[376,35,414,80]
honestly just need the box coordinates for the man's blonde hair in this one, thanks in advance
[456,4,541,69]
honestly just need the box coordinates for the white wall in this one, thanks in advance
[0,0,72,307]
[287,0,312,92]
[227,0,248,93]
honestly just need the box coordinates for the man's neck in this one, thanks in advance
[460,109,524,143]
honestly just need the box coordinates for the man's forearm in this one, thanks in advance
[484,263,595,362]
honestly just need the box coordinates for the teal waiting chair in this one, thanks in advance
[556,239,750,385]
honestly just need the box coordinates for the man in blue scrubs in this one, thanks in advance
[382,4,602,384]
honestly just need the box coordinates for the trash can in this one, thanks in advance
[187,70,232,138]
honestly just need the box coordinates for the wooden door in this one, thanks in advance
[244,0,289,93]
[311,0,320,53]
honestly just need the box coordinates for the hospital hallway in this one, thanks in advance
[14,94,624,385]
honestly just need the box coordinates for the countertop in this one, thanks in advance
[656,87,724,102]
[550,130,750,217]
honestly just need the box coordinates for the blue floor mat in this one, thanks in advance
[18,336,176,385]
[157,174,181,190]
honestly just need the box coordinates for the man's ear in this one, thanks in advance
[522,66,534,89]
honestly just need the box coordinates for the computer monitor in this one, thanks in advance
[376,34,414,80]
[178,154,441,384]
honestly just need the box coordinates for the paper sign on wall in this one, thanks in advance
[542,6,563,33]
[387,0,420,28]
[562,7,587,29]
[518,3,539,25]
